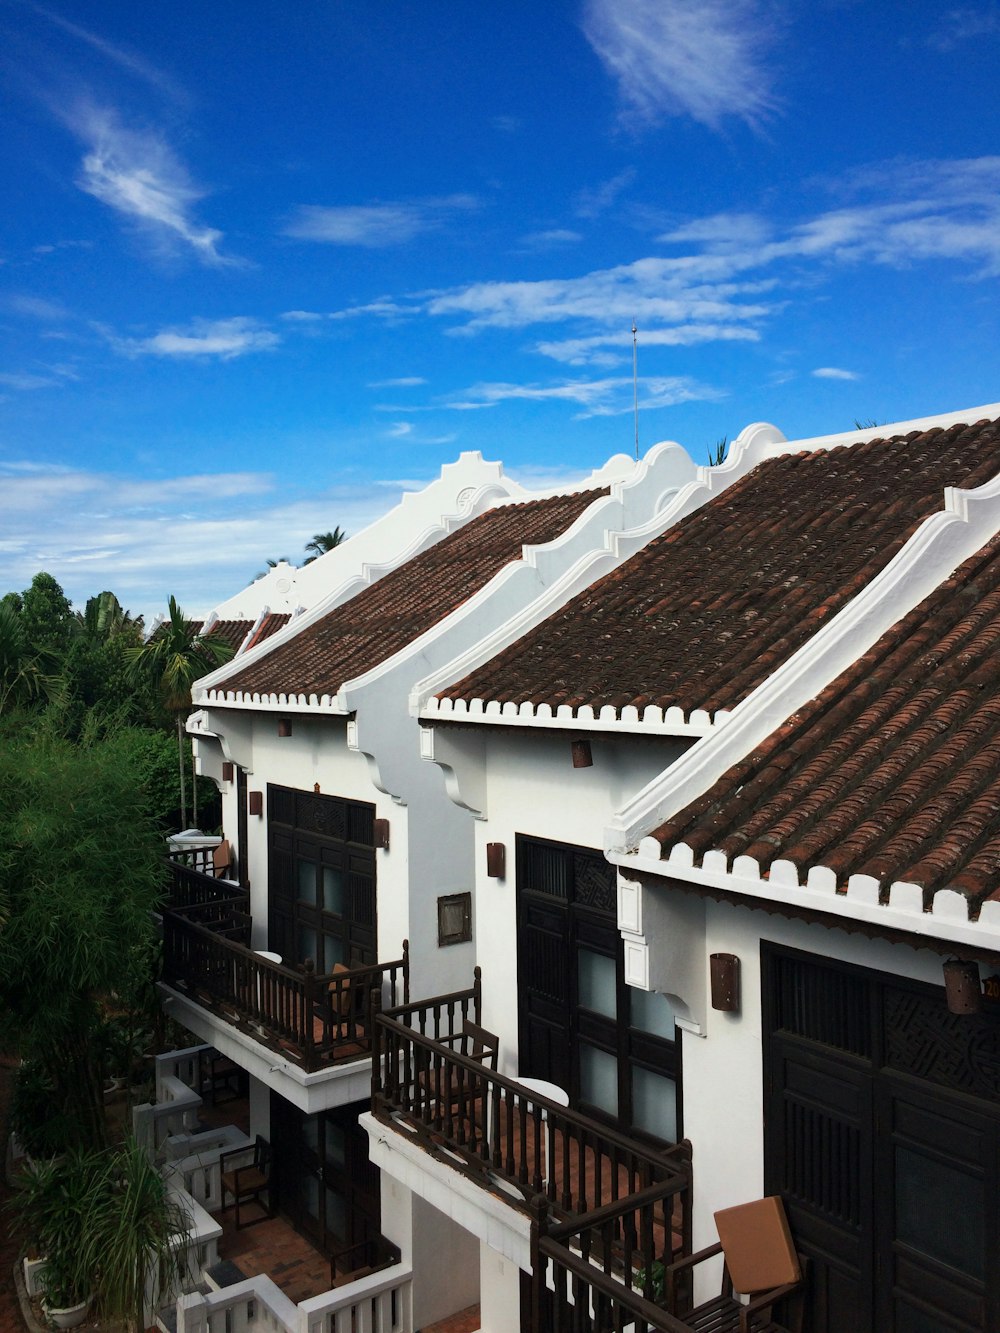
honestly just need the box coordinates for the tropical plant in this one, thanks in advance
[254,555,293,579]
[126,597,234,828]
[707,436,728,467]
[0,600,67,714]
[83,1138,186,1331]
[11,1139,186,1329]
[11,1148,106,1309]
[303,527,347,563]
[0,722,164,1149]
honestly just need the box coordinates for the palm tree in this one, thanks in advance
[302,527,346,564]
[0,600,67,714]
[74,591,143,644]
[126,597,234,828]
[254,556,293,581]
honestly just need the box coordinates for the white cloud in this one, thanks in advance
[574,169,636,219]
[386,422,413,438]
[280,310,324,322]
[519,228,584,251]
[327,299,414,322]
[446,375,720,418]
[36,7,189,103]
[414,157,1000,363]
[581,0,778,130]
[368,376,428,388]
[926,7,1000,51]
[0,461,418,625]
[108,317,280,360]
[5,294,71,320]
[537,323,761,366]
[69,104,230,264]
[284,195,479,247]
[812,367,859,381]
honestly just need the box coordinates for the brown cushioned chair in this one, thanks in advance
[418,1019,499,1112]
[664,1195,804,1333]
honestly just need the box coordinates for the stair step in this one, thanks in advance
[205,1260,248,1291]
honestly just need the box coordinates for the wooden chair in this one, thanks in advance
[311,963,369,1044]
[220,1135,273,1229]
[212,838,233,877]
[664,1196,804,1333]
[419,1020,499,1113]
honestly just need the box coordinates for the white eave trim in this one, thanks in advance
[610,846,1000,953]
[420,695,723,737]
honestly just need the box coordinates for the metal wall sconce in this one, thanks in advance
[277,718,293,737]
[373,818,390,850]
[486,842,506,878]
[248,791,263,817]
[943,959,981,1014]
[710,952,741,1012]
[571,738,593,768]
[222,761,234,782]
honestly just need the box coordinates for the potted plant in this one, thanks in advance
[9,1149,102,1328]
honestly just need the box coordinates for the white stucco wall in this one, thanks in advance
[458,729,692,1073]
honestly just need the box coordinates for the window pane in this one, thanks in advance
[325,1187,347,1239]
[632,1066,677,1143]
[296,859,317,905]
[322,866,346,916]
[580,1043,618,1117]
[579,949,617,1018]
[322,934,346,969]
[325,1123,346,1168]
[630,988,677,1040]
[895,1145,983,1278]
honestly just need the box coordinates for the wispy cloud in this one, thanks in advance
[327,298,415,322]
[812,367,859,381]
[925,7,1000,51]
[537,323,761,366]
[68,104,231,264]
[4,294,70,321]
[446,375,720,418]
[0,460,426,624]
[574,169,636,219]
[581,0,778,131]
[35,7,189,103]
[368,376,427,388]
[284,194,479,247]
[386,422,413,437]
[519,228,584,251]
[413,156,1000,367]
[106,317,279,360]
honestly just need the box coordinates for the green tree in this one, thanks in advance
[303,527,347,564]
[20,571,75,654]
[0,599,67,714]
[0,723,164,1148]
[126,597,234,829]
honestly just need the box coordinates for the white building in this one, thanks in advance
[164,402,1000,1333]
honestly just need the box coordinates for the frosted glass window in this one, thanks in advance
[579,949,617,1018]
[322,867,346,915]
[632,1067,677,1143]
[325,1188,347,1239]
[297,860,317,905]
[580,1043,618,1116]
[325,1124,346,1169]
[323,934,346,969]
[630,989,677,1040]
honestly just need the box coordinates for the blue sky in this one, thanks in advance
[2,0,1000,622]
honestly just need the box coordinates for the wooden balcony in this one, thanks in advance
[162,862,408,1073]
[372,970,694,1332]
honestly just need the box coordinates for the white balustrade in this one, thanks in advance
[173,1267,414,1333]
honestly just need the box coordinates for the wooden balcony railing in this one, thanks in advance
[373,971,690,1209]
[167,859,250,913]
[531,1188,696,1333]
[162,907,408,1072]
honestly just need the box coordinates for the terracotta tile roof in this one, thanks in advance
[203,618,254,650]
[245,612,290,651]
[438,418,1000,721]
[650,530,1000,911]
[217,489,607,700]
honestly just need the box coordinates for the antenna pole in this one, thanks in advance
[632,319,639,461]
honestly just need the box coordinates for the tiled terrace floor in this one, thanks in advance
[216,1211,331,1305]
[421,1306,481,1333]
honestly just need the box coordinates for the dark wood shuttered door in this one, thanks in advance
[763,945,1000,1333]
[516,835,679,1141]
[267,786,376,969]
